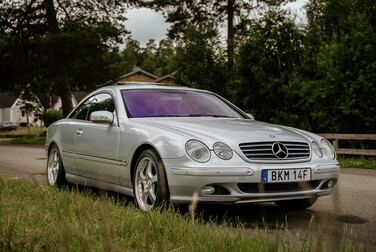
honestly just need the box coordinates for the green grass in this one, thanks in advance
[0,127,46,136]
[338,156,376,169]
[0,177,275,251]
[6,136,46,146]
[0,176,360,251]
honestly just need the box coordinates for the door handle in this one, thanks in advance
[76,129,84,136]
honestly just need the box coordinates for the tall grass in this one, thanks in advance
[0,177,360,251]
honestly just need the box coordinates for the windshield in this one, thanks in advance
[121,89,244,118]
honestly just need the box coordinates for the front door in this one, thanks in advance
[72,93,120,184]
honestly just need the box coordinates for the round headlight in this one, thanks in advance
[321,139,336,159]
[213,142,233,160]
[311,141,323,158]
[185,140,211,163]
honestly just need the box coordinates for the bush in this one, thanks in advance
[43,109,63,127]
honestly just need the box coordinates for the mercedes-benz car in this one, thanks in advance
[46,83,340,211]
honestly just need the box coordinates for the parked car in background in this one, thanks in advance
[0,121,17,131]
[46,83,340,211]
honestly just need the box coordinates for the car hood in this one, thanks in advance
[132,118,312,147]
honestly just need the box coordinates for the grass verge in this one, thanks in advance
[337,156,376,169]
[6,136,46,146]
[0,127,46,136]
[0,177,360,251]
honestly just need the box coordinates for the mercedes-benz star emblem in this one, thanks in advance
[271,142,288,159]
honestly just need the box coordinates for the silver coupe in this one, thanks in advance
[46,83,340,211]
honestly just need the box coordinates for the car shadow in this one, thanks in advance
[186,203,319,230]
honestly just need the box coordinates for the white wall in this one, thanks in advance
[2,108,11,121]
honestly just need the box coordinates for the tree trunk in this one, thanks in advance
[26,107,30,135]
[44,0,59,33]
[59,85,74,117]
[227,0,235,72]
[44,0,73,117]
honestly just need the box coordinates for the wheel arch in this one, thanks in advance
[130,143,163,185]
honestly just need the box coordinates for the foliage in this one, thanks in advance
[0,0,135,116]
[235,3,304,124]
[174,25,228,96]
[43,109,64,127]
[117,37,176,78]
[293,0,376,133]
[146,0,260,71]
[338,156,376,169]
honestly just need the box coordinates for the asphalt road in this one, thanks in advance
[0,144,375,250]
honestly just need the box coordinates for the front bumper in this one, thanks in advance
[163,155,340,204]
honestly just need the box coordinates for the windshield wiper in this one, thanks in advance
[187,114,236,118]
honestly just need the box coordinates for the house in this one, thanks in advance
[155,72,176,85]
[114,66,175,85]
[117,66,159,83]
[0,92,43,126]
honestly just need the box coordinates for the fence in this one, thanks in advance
[319,133,376,156]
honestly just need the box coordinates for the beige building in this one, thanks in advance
[115,66,175,85]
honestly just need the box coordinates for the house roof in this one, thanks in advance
[117,66,158,80]
[0,92,18,108]
[155,72,176,83]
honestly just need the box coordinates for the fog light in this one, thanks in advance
[327,179,336,189]
[201,186,215,195]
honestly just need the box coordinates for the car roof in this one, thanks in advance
[98,82,211,93]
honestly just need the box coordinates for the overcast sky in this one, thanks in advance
[125,0,308,47]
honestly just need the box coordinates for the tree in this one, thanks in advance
[146,0,258,72]
[174,25,228,95]
[235,2,304,124]
[292,0,376,133]
[0,0,136,116]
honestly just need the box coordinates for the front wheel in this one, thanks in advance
[47,145,66,187]
[276,197,317,210]
[133,149,169,211]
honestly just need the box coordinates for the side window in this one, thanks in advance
[90,93,115,115]
[72,96,95,121]
[71,93,115,121]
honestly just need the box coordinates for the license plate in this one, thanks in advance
[262,168,311,183]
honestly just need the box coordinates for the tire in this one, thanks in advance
[47,144,67,187]
[276,197,317,210]
[133,149,169,211]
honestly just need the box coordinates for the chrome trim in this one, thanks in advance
[170,167,255,176]
[239,141,311,162]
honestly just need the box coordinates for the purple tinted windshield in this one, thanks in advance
[121,89,243,118]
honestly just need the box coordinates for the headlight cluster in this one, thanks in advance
[185,140,233,162]
[311,139,336,159]
[213,142,233,160]
[185,140,211,163]
[321,139,336,159]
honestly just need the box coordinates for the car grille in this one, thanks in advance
[237,180,321,193]
[239,141,310,160]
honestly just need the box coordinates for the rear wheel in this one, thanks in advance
[133,149,169,211]
[276,197,317,210]
[47,145,67,187]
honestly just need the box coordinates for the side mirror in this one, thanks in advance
[246,113,255,120]
[90,111,114,124]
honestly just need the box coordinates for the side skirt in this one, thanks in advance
[66,173,134,197]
